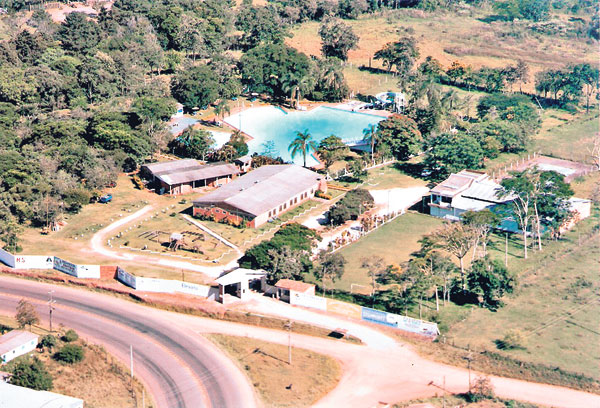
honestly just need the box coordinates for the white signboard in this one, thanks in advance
[290,292,327,311]
[13,255,54,270]
[76,265,101,279]
[117,267,137,289]
[54,257,77,277]
[176,281,210,297]
[0,247,15,268]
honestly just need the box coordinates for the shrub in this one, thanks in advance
[328,188,374,225]
[466,375,494,402]
[498,329,526,350]
[10,357,53,390]
[54,344,84,364]
[315,190,332,200]
[39,335,57,351]
[61,329,79,343]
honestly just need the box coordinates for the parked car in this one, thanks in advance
[99,194,113,203]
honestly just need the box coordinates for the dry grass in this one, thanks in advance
[206,334,341,408]
[0,316,149,408]
[287,10,596,95]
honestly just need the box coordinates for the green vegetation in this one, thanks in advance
[61,329,79,343]
[328,188,374,225]
[9,357,53,391]
[207,334,341,408]
[53,344,85,364]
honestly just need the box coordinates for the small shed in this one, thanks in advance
[215,268,266,304]
[234,155,252,173]
[0,330,39,364]
[275,279,315,303]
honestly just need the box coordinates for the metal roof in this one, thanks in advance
[215,268,266,286]
[0,330,38,356]
[275,279,315,293]
[430,170,487,197]
[193,165,323,217]
[143,160,240,186]
[460,178,507,203]
[0,381,83,408]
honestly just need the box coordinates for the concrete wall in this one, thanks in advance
[13,255,54,270]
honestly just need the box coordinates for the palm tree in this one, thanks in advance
[363,124,378,165]
[289,130,317,167]
[214,99,231,121]
[282,72,300,108]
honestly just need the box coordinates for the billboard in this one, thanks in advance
[0,247,15,268]
[117,267,137,289]
[54,257,77,277]
[176,281,210,297]
[290,292,327,311]
[361,307,439,336]
[361,307,397,327]
[14,255,54,270]
[135,277,176,293]
[326,298,362,320]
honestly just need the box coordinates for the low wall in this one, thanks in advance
[289,291,440,337]
[14,255,54,270]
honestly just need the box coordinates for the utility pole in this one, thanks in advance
[284,320,292,365]
[48,291,56,332]
[505,232,508,267]
[130,345,134,379]
[442,376,446,408]
[464,347,473,393]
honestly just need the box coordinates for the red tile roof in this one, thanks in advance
[275,279,315,293]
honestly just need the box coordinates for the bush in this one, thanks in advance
[328,188,374,225]
[315,190,332,200]
[54,344,84,364]
[38,335,57,351]
[498,329,526,350]
[10,357,53,390]
[61,329,79,343]
[466,375,494,402]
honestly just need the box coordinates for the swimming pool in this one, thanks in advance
[224,106,385,166]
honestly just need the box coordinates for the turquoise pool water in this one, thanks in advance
[224,106,385,166]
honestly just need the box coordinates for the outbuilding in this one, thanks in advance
[141,159,241,195]
[192,164,327,227]
[215,268,266,304]
[0,330,39,364]
[275,279,316,303]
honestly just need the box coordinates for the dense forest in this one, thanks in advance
[0,0,597,250]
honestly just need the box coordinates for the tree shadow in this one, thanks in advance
[477,15,510,24]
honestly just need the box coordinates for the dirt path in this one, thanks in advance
[239,295,599,408]
[89,205,236,278]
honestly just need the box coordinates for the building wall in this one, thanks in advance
[1,337,38,364]
[193,179,323,228]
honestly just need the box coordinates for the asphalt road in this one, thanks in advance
[0,276,255,408]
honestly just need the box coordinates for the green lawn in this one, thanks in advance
[334,212,444,293]
[440,209,600,380]
[534,110,599,162]
[329,162,427,190]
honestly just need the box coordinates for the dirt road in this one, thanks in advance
[89,205,236,278]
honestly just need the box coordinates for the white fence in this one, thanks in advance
[14,255,54,270]
[117,268,215,298]
[290,291,327,311]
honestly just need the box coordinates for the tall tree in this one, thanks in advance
[57,12,101,55]
[373,36,419,75]
[289,130,318,167]
[375,114,422,161]
[16,299,39,329]
[361,255,387,304]
[423,131,484,179]
[318,17,359,61]
[467,256,516,310]
[571,63,599,113]
[499,169,537,259]
[431,222,478,290]
[462,209,500,259]
[171,65,220,110]
[315,251,346,294]
[317,134,348,171]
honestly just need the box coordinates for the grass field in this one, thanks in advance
[0,316,149,408]
[333,212,444,293]
[287,10,596,96]
[206,334,341,408]
[448,232,600,380]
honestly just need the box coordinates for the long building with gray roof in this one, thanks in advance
[192,165,326,227]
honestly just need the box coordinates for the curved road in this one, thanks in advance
[0,276,256,408]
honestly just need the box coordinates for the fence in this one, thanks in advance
[287,290,439,337]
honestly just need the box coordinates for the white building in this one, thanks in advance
[0,381,83,408]
[0,330,39,364]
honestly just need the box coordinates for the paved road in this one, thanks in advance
[0,276,256,408]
